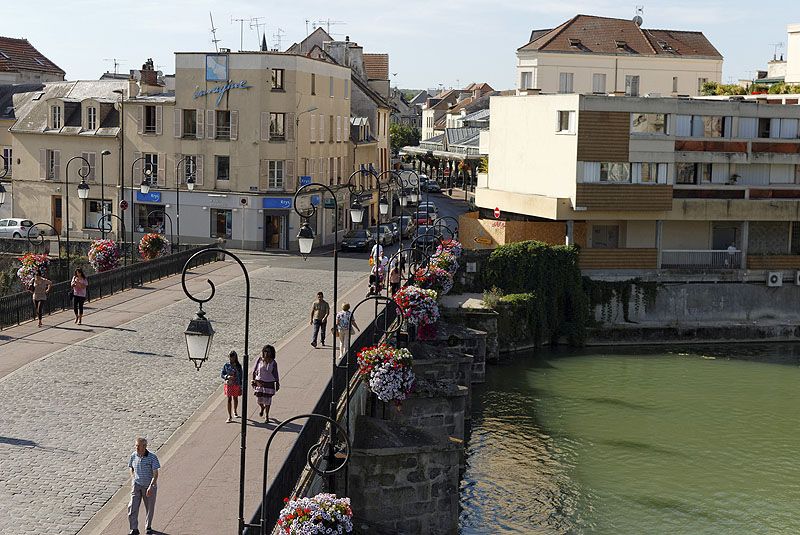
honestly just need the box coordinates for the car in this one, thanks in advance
[423,181,442,193]
[416,204,440,221]
[386,222,401,242]
[377,224,395,246]
[340,229,376,252]
[392,215,416,238]
[0,218,35,238]
[413,225,442,248]
[415,210,435,226]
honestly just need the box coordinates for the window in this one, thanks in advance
[634,163,667,184]
[625,75,640,96]
[183,109,197,137]
[84,199,113,230]
[676,162,712,185]
[268,160,284,189]
[211,209,233,239]
[319,115,324,142]
[311,73,316,95]
[558,73,573,94]
[81,152,96,181]
[697,116,724,138]
[215,156,230,181]
[631,113,667,134]
[592,73,606,94]
[791,222,800,254]
[144,153,158,181]
[672,76,678,94]
[556,111,575,133]
[183,155,198,183]
[600,163,631,183]
[329,115,334,143]
[270,112,286,140]
[271,68,284,90]
[87,106,97,130]
[51,105,61,129]
[329,76,334,97]
[592,225,620,248]
[134,203,165,232]
[1,147,11,176]
[215,110,231,139]
[520,71,533,90]
[698,77,708,93]
[45,149,59,179]
[144,105,157,133]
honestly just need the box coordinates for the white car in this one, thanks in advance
[0,218,35,238]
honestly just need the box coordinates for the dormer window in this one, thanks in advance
[0,51,9,59]
[657,40,673,52]
[615,40,627,49]
[51,105,62,129]
[568,38,581,47]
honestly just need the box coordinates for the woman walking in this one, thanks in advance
[221,350,243,423]
[252,345,279,422]
[388,265,401,295]
[71,268,88,324]
[335,303,359,360]
[29,270,52,327]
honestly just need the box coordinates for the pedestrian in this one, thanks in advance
[221,350,243,423]
[389,265,401,295]
[252,344,280,422]
[71,268,88,325]
[28,269,51,328]
[127,436,160,535]
[334,303,360,360]
[369,243,384,266]
[309,291,330,347]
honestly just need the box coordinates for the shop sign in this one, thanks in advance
[262,197,292,210]
[193,80,252,107]
[136,191,161,203]
[299,176,312,186]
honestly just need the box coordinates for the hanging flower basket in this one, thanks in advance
[88,239,121,272]
[436,239,463,258]
[17,253,50,288]
[139,233,169,260]
[430,249,459,276]
[356,344,413,376]
[356,344,415,403]
[413,265,454,297]
[393,285,439,326]
[277,493,353,534]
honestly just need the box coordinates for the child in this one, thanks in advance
[221,350,243,423]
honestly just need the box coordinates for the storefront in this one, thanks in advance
[262,197,291,250]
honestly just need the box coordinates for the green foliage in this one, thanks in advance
[583,277,659,324]
[767,82,800,94]
[389,123,421,153]
[495,293,545,347]
[481,286,503,309]
[478,156,489,174]
[700,81,747,96]
[482,240,588,346]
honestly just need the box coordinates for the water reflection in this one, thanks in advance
[460,345,800,534]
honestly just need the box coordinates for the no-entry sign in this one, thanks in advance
[494,207,500,219]
[119,200,129,211]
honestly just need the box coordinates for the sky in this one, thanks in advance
[3,0,799,90]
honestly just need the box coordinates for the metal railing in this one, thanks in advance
[0,245,216,330]
[661,249,742,269]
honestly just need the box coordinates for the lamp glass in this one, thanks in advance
[140,180,150,194]
[296,221,315,257]
[379,197,389,215]
[399,195,408,207]
[410,191,419,203]
[77,182,90,200]
[350,201,364,224]
[184,310,215,370]
[187,177,195,191]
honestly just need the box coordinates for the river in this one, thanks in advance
[460,345,800,534]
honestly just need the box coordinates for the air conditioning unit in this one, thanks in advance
[795,271,800,285]
[767,271,783,287]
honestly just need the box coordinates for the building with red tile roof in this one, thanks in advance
[0,37,65,83]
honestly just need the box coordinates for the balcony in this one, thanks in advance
[660,249,741,269]
[575,183,673,211]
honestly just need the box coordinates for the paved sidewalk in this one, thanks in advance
[81,276,374,535]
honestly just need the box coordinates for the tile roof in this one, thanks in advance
[363,53,389,80]
[518,14,722,59]
[0,37,65,75]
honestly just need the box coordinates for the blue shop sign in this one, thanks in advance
[299,175,312,186]
[310,195,320,206]
[262,197,292,210]
[136,191,161,203]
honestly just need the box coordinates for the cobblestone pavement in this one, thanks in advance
[0,263,363,535]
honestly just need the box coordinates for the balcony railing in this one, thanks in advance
[661,249,741,269]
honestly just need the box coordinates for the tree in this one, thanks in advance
[389,123,421,154]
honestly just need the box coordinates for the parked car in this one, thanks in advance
[377,224,395,246]
[392,215,416,238]
[423,181,442,193]
[417,203,440,222]
[414,225,441,248]
[0,218,35,238]
[340,229,376,252]
[415,209,435,226]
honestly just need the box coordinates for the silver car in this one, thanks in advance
[0,218,34,238]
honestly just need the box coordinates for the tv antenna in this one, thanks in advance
[232,16,251,51]
[770,42,784,61]
[103,58,125,75]
[314,19,346,36]
[209,12,220,52]
[273,28,286,51]
[250,17,266,49]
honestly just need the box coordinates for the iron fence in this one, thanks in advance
[0,245,216,330]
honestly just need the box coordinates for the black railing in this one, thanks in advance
[245,304,397,533]
[0,245,216,330]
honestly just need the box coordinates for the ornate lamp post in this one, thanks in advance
[99,150,112,239]
[129,156,152,264]
[64,156,92,275]
[146,209,174,252]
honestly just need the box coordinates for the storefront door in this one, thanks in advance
[263,213,286,249]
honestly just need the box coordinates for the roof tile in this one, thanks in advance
[363,53,389,80]
[0,37,64,75]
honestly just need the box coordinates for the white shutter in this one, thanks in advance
[53,150,60,181]
[738,117,757,138]
[632,163,642,183]
[770,118,781,139]
[319,115,324,142]
[195,155,204,186]
[675,115,691,137]
[137,105,144,135]
[780,119,798,139]
[310,114,316,141]
[196,109,204,138]
[583,162,601,183]
[286,112,295,142]
[259,159,268,191]
[86,152,96,181]
[336,116,341,142]
[157,154,166,186]
[657,163,668,184]
[286,159,295,190]
[206,110,215,139]
[155,105,163,135]
[230,110,239,140]
[174,108,182,138]
[260,112,269,141]
[39,149,46,179]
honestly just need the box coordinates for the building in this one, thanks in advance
[0,37,65,83]
[121,53,352,250]
[9,80,123,237]
[476,93,800,273]
[516,15,722,97]
[389,89,420,128]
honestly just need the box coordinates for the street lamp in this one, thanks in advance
[129,155,149,263]
[349,197,364,224]
[64,156,92,276]
[181,248,251,535]
[379,195,389,216]
[100,150,112,239]
[140,169,152,194]
[296,221,315,257]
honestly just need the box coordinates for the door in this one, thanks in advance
[592,224,620,248]
[712,225,739,250]
[52,196,62,234]
[211,209,232,239]
[263,214,285,249]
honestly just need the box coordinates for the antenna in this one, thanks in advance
[250,17,266,50]
[305,19,311,36]
[770,42,784,61]
[209,12,220,52]
[273,28,286,51]
[314,19,346,36]
[232,16,250,51]
[633,5,644,26]
[103,58,125,75]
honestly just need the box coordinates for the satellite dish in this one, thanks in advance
[633,15,643,26]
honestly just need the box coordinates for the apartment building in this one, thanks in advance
[477,93,800,272]
[516,15,722,97]
[0,36,65,84]
[122,53,351,250]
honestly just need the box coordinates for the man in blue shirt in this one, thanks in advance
[127,437,160,535]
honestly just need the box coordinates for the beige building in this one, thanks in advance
[0,37,65,84]
[121,52,352,250]
[516,15,723,97]
[9,80,123,238]
[477,93,800,273]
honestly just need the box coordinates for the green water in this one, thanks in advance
[460,346,800,534]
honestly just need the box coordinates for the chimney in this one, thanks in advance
[139,58,164,96]
[128,77,139,98]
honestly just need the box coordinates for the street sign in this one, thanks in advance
[494,207,500,219]
[299,175,312,186]
[119,200,129,211]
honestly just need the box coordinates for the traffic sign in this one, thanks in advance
[494,207,500,219]
[120,200,129,211]
[240,197,248,206]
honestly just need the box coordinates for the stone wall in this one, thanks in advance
[380,380,468,440]
[419,322,487,383]
[440,299,499,362]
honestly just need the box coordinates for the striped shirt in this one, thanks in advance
[128,450,161,487]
